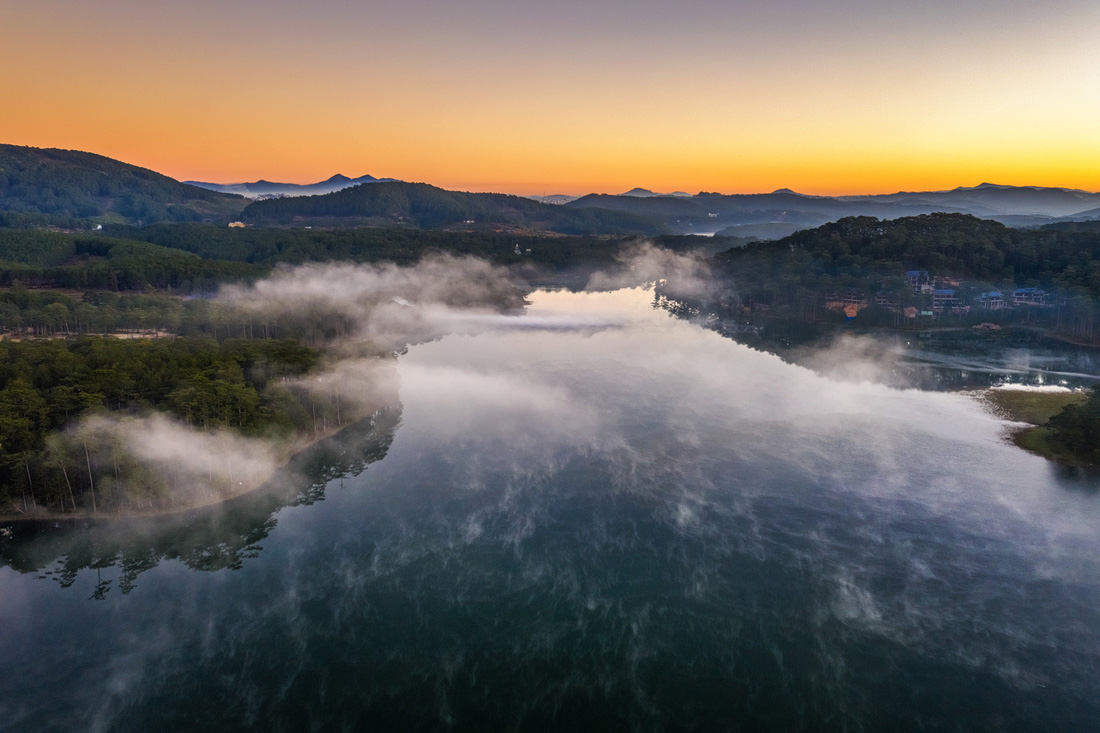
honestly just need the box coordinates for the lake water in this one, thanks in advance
[3,288,1100,732]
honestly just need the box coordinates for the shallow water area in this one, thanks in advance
[2,287,1100,732]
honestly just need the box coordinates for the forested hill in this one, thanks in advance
[0,229,258,291]
[0,144,247,228]
[713,213,1100,296]
[240,181,665,235]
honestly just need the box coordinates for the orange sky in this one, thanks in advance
[3,1,1099,196]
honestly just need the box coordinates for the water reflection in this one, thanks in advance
[0,407,401,596]
[694,308,1100,391]
[2,289,1100,731]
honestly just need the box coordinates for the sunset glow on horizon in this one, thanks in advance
[4,0,1099,196]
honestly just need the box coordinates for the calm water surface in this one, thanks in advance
[2,288,1100,732]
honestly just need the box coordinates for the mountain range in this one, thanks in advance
[564,184,1100,238]
[185,173,399,199]
[2,144,1100,236]
[528,188,692,205]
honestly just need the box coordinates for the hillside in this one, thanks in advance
[712,213,1100,291]
[240,181,665,235]
[0,144,247,227]
[704,213,1100,340]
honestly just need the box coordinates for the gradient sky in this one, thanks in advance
[3,0,1099,195]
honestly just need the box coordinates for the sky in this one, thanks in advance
[2,0,1099,195]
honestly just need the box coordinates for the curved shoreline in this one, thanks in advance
[973,387,1092,467]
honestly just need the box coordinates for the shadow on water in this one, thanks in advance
[1047,461,1100,493]
[0,405,402,596]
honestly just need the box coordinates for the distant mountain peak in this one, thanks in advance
[185,172,398,199]
[772,188,798,195]
[620,187,693,198]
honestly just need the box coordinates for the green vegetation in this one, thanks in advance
[107,224,730,271]
[1011,426,1075,464]
[982,389,1085,426]
[113,223,619,266]
[2,287,186,337]
[0,229,260,291]
[0,287,288,341]
[240,181,665,235]
[0,144,246,227]
[980,387,1100,467]
[0,335,337,516]
[1043,386,1100,464]
[714,213,1100,300]
[0,408,400,594]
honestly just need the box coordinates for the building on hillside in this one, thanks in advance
[1013,287,1050,306]
[906,270,933,294]
[977,291,1006,310]
[931,289,956,312]
[872,291,899,308]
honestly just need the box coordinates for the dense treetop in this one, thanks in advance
[0,229,259,291]
[109,224,735,271]
[0,335,327,514]
[713,213,1100,297]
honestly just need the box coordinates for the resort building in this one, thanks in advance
[977,291,1006,310]
[1013,287,1050,306]
[906,270,933,294]
[931,289,956,312]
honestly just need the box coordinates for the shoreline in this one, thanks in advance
[0,419,361,525]
[1004,425,1092,468]
[973,387,1092,467]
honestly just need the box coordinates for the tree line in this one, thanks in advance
[0,229,260,292]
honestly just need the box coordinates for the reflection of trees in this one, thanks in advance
[658,292,1100,392]
[0,405,401,597]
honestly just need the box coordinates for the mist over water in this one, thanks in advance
[3,288,1100,731]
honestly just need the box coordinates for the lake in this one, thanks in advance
[2,287,1100,732]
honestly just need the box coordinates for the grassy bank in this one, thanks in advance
[982,389,1085,425]
[979,388,1090,466]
